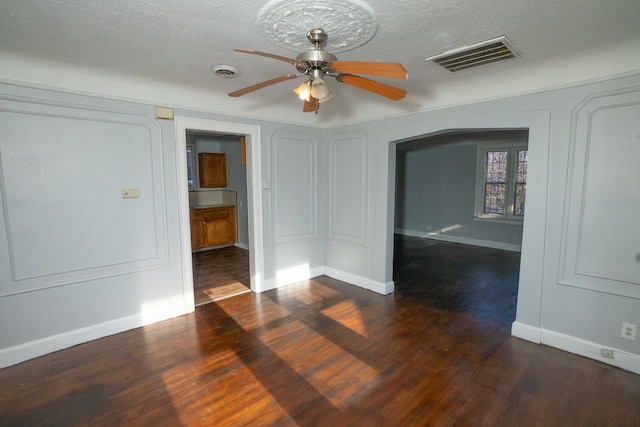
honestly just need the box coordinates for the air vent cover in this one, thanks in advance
[211,65,241,78]
[425,36,520,72]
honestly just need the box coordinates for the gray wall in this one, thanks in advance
[0,85,186,365]
[323,73,640,373]
[1,71,639,374]
[395,131,527,250]
[0,83,325,367]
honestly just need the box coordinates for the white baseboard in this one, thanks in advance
[323,267,394,295]
[234,242,249,250]
[0,305,190,369]
[541,329,640,375]
[261,266,326,292]
[396,228,522,252]
[511,323,640,375]
[511,321,542,343]
[260,265,394,296]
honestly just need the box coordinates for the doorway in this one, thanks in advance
[392,129,528,324]
[383,111,550,341]
[174,117,264,309]
[187,130,251,304]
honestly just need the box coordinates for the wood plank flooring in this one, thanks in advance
[1,236,638,426]
[192,247,250,305]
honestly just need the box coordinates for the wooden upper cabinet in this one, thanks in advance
[198,153,227,188]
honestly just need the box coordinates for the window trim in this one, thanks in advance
[474,142,528,222]
[186,141,198,191]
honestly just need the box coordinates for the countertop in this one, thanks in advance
[189,204,235,209]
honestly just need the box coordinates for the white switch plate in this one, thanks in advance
[122,189,140,199]
[154,106,174,120]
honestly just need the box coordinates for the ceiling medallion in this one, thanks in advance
[257,0,378,54]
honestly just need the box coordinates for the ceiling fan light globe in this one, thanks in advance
[310,79,331,101]
[294,82,311,101]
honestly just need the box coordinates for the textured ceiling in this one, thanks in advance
[1,0,640,125]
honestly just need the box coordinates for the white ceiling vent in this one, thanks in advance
[425,36,520,72]
[211,65,241,78]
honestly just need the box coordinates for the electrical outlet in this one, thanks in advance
[621,322,637,340]
[600,348,614,358]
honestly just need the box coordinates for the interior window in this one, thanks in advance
[476,144,528,221]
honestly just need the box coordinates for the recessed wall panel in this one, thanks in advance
[576,104,640,283]
[0,99,168,295]
[271,132,317,245]
[560,89,640,297]
[329,132,369,246]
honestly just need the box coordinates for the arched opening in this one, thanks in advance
[381,110,551,341]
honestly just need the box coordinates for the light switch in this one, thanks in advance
[122,189,140,199]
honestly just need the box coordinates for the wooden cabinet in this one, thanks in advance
[190,206,236,250]
[190,209,204,250]
[198,153,227,188]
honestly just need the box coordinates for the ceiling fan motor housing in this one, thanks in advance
[296,29,337,74]
[296,50,337,70]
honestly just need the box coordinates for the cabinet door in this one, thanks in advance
[190,209,204,250]
[225,206,237,245]
[202,208,232,246]
[198,153,227,188]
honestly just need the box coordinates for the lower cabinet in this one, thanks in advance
[190,209,204,250]
[190,206,236,250]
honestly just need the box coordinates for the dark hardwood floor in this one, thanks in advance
[1,236,638,426]
[192,246,250,305]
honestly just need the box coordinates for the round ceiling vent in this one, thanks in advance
[258,0,378,53]
[211,65,241,78]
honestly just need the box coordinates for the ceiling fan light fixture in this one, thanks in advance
[229,27,407,111]
[310,77,332,101]
[294,81,312,101]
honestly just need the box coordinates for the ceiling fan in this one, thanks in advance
[228,28,408,113]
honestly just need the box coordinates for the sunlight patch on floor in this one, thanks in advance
[217,292,293,327]
[161,348,289,425]
[198,281,250,305]
[320,300,369,338]
[260,319,378,410]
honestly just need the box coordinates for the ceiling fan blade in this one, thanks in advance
[234,49,303,67]
[331,62,407,79]
[336,74,407,101]
[228,74,298,97]
[303,97,319,113]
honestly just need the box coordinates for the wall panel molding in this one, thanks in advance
[559,87,640,298]
[328,131,369,246]
[270,131,318,245]
[0,96,168,296]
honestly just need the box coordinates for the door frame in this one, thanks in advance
[174,117,264,309]
[382,110,551,339]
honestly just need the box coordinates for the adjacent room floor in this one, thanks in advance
[0,236,638,426]
[192,246,250,305]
